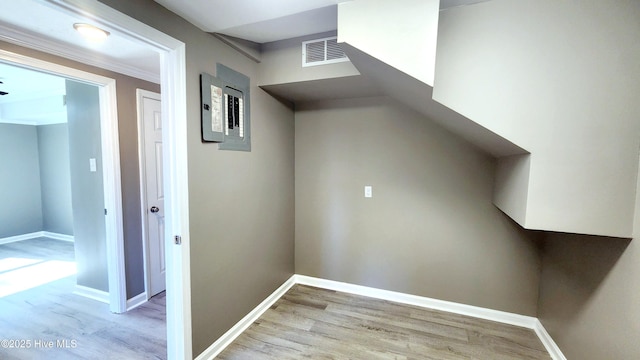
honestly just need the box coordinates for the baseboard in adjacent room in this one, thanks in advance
[0,232,42,245]
[74,285,109,304]
[195,274,567,360]
[42,231,74,242]
[126,292,148,311]
[0,231,74,245]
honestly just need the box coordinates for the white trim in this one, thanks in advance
[294,275,565,360]
[136,89,162,300]
[0,231,74,245]
[0,23,159,84]
[0,49,126,315]
[195,276,297,360]
[42,231,74,242]
[126,291,148,311]
[294,275,538,329]
[161,42,192,360]
[74,285,110,304]
[198,275,566,360]
[14,1,191,358]
[97,75,127,315]
[56,2,192,357]
[0,232,43,245]
[534,319,567,360]
[49,1,194,357]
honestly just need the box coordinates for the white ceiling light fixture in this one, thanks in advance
[73,23,110,41]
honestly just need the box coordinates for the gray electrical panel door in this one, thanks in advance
[199,64,251,151]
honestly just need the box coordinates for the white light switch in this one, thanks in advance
[364,185,372,198]
[89,158,97,172]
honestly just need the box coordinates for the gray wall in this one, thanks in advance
[66,80,109,292]
[97,0,295,356]
[0,39,162,299]
[0,122,73,238]
[538,234,637,359]
[537,156,640,359]
[295,96,541,316]
[37,123,73,235]
[0,123,43,238]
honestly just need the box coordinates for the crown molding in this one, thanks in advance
[0,22,160,84]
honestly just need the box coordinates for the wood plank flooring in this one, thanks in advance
[218,284,551,360]
[0,238,166,360]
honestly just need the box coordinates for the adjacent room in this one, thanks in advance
[0,63,77,298]
[0,62,167,359]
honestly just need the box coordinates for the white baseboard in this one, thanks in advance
[74,285,109,304]
[0,231,74,245]
[0,232,42,245]
[126,292,148,311]
[194,276,297,360]
[294,275,538,329]
[534,319,567,360]
[195,274,566,360]
[42,231,74,242]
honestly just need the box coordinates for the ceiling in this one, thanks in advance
[0,63,65,101]
[0,0,160,83]
[155,0,492,44]
[154,0,350,44]
[0,0,160,125]
[0,62,67,125]
[0,0,494,125]
[0,0,493,85]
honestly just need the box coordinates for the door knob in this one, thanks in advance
[150,206,160,213]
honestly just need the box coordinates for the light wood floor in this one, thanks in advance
[218,284,551,360]
[0,237,166,360]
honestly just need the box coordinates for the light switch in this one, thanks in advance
[89,158,97,172]
[364,185,372,198]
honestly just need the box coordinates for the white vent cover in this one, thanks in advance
[302,36,349,67]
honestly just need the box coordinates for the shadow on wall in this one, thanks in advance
[539,233,631,321]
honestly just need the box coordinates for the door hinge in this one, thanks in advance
[174,235,182,245]
[104,208,108,215]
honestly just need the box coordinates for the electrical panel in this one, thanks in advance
[200,64,251,151]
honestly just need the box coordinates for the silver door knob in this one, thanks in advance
[150,206,160,213]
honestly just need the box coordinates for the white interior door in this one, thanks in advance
[140,90,166,297]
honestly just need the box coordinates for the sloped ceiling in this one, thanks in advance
[154,0,349,43]
[154,0,492,43]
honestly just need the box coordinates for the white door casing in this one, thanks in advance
[7,0,192,358]
[138,90,166,297]
[0,50,126,313]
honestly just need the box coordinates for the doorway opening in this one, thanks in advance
[0,1,191,358]
[0,62,104,300]
[0,52,124,310]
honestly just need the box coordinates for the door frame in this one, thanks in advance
[1,0,192,358]
[136,88,163,300]
[0,49,126,311]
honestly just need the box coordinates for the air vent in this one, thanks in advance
[302,36,349,67]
